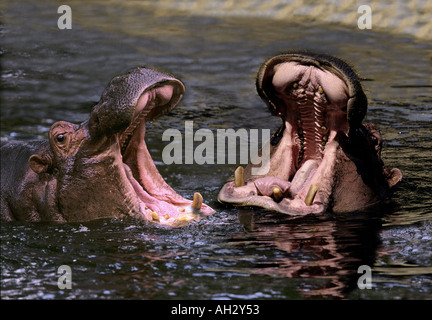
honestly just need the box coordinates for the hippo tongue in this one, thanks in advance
[254,177,291,197]
[253,159,319,198]
[133,121,192,206]
[289,159,319,195]
[123,162,182,219]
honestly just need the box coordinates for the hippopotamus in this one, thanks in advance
[1,67,214,224]
[218,51,402,215]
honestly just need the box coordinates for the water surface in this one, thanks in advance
[1,0,431,299]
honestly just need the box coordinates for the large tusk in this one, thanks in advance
[234,166,245,187]
[191,192,203,210]
[304,184,318,206]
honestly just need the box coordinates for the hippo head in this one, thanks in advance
[218,52,402,215]
[29,67,214,224]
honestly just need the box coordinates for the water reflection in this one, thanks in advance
[235,210,382,298]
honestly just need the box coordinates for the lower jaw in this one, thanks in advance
[123,163,206,225]
[219,182,327,215]
[219,149,333,215]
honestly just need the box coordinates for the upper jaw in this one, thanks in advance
[256,51,367,130]
[88,67,186,141]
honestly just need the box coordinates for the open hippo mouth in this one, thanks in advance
[92,67,214,225]
[218,52,383,215]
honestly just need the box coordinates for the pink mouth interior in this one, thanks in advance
[120,86,214,223]
[219,62,350,213]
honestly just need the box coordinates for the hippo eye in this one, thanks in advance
[56,134,66,143]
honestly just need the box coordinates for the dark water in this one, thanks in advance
[1,0,432,300]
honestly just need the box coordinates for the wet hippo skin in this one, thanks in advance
[218,51,402,215]
[1,67,214,224]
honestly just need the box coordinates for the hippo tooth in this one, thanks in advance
[176,215,194,222]
[234,166,245,187]
[304,184,318,206]
[191,192,203,210]
[272,187,283,202]
[151,211,159,221]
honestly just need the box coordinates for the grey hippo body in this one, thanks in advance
[1,67,214,224]
[218,52,402,215]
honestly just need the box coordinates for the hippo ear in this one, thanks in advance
[29,154,52,174]
[385,167,403,188]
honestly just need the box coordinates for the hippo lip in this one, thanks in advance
[218,53,368,215]
[118,85,214,224]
